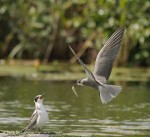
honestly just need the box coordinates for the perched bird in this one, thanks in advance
[69,27,125,104]
[21,94,49,132]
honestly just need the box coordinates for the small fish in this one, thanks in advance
[72,85,78,97]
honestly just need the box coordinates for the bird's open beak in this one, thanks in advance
[40,94,45,100]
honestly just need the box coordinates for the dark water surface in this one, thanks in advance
[0,78,150,136]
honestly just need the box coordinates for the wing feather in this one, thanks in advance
[69,45,96,82]
[94,27,125,80]
[22,110,38,132]
[27,110,38,129]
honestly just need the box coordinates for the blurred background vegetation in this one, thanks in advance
[0,0,149,67]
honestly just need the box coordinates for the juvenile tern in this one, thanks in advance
[21,94,49,132]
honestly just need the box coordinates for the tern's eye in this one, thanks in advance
[77,80,81,84]
[34,96,38,102]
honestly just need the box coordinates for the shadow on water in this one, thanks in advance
[0,78,150,136]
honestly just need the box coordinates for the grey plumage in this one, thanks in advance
[69,27,125,104]
[94,27,125,81]
[21,110,38,132]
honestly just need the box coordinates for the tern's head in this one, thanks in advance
[77,78,88,86]
[77,79,84,86]
[34,95,44,103]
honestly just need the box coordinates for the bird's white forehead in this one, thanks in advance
[34,95,42,102]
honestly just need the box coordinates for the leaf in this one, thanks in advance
[8,44,24,59]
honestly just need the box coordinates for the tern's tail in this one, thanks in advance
[98,84,122,104]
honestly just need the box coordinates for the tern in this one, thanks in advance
[21,94,49,132]
[69,27,125,104]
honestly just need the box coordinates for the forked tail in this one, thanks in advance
[99,84,122,104]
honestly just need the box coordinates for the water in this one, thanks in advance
[0,78,150,136]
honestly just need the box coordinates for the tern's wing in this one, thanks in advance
[28,110,38,129]
[22,110,38,132]
[69,45,96,82]
[30,110,37,121]
[94,27,125,81]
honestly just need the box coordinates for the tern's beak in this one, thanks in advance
[40,95,45,101]
[77,83,84,86]
[41,93,46,100]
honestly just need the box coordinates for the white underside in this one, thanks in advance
[35,110,49,128]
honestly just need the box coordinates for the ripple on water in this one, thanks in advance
[0,80,150,136]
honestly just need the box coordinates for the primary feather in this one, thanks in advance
[94,27,125,80]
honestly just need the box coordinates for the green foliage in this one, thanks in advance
[0,0,149,66]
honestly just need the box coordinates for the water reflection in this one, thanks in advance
[0,78,150,136]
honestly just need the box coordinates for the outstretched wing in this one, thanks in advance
[94,27,125,81]
[69,45,96,82]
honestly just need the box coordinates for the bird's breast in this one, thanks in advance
[36,110,48,127]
